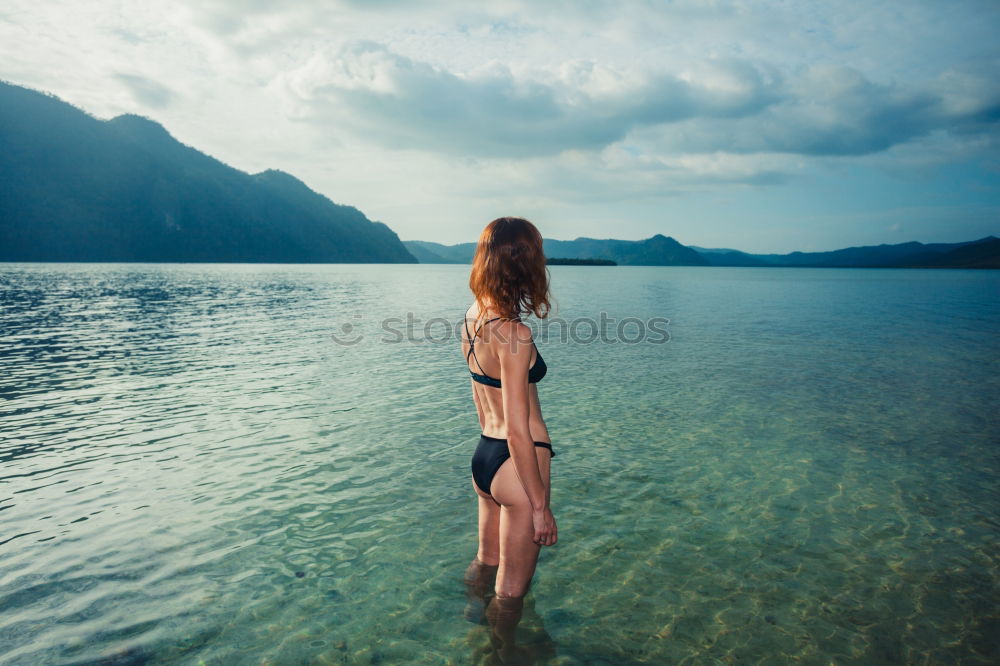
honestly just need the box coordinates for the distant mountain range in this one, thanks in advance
[406,234,708,266]
[407,235,1000,269]
[548,257,616,265]
[694,237,1000,268]
[1,80,995,268]
[0,81,416,263]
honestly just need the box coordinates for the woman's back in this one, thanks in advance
[462,306,551,444]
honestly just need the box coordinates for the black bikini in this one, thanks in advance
[464,316,547,388]
[464,314,554,495]
[472,435,553,496]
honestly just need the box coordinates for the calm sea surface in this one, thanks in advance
[1,263,998,665]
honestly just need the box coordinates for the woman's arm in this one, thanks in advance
[498,321,557,546]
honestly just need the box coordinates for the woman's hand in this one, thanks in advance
[532,507,558,546]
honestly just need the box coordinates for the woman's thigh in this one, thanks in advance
[475,484,501,566]
[489,448,552,597]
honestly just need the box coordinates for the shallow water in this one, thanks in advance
[1,263,998,664]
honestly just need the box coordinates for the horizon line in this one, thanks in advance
[401,233,1000,256]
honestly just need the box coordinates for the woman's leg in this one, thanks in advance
[474,480,501,566]
[483,449,550,660]
[463,555,497,624]
[488,447,551,598]
[465,480,501,623]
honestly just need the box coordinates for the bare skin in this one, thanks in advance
[462,303,558,603]
[464,559,556,663]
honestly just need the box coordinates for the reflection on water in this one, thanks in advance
[1,262,998,664]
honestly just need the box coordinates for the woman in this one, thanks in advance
[461,217,557,649]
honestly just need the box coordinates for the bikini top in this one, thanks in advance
[464,315,547,389]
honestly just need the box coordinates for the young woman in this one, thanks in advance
[461,217,558,648]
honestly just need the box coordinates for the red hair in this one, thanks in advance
[469,217,551,320]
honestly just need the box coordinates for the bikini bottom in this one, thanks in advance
[471,433,554,496]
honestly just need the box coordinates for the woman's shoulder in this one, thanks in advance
[491,318,533,346]
[466,309,529,339]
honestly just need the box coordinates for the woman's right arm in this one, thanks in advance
[498,321,557,547]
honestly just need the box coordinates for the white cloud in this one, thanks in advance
[0,0,997,249]
[630,62,1000,158]
[275,41,783,157]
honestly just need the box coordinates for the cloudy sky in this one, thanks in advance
[2,1,998,252]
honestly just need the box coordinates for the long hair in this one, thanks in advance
[469,217,551,321]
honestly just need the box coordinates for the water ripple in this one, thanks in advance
[1,264,998,664]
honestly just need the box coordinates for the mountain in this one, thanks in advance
[409,233,999,268]
[404,240,478,263]
[894,237,1000,268]
[688,246,770,266]
[750,237,999,268]
[406,234,707,266]
[402,240,467,264]
[688,246,742,253]
[0,81,416,263]
[547,257,616,265]
[544,234,708,266]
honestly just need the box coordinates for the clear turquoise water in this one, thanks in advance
[1,263,998,665]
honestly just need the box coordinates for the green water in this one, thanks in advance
[1,263,998,664]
